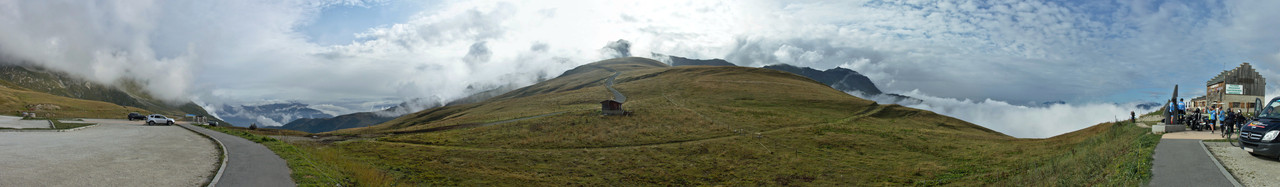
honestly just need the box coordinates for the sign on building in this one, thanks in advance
[1226,84,1244,95]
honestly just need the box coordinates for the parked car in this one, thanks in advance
[127,112,146,121]
[1241,97,1280,158]
[206,121,218,126]
[145,114,175,126]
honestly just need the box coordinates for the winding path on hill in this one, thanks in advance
[603,67,626,103]
[180,124,296,187]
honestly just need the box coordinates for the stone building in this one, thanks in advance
[1196,62,1265,112]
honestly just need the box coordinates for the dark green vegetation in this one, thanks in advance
[0,64,216,118]
[279,110,396,133]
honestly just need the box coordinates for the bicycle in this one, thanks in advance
[1226,121,1240,147]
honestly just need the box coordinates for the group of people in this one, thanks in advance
[1178,98,1249,133]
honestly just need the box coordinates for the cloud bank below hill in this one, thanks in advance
[852,90,1156,138]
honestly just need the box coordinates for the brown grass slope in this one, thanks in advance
[0,79,149,119]
[0,64,216,118]
[305,57,1155,186]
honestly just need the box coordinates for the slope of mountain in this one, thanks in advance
[217,102,332,127]
[324,57,1100,185]
[0,64,216,119]
[219,57,1158,186]
[760,64,883,95]
[660,56,910,103]
[0,79,150,119]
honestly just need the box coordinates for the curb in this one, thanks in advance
[1199,140,1244,187]
[0,123,100,132]
[180,124,228,187]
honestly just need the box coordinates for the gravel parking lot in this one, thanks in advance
[0,119,218,186]
[1206,142,1280,187]
[0,115,52,129]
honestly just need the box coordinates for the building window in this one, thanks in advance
[1248,103,1256,109]
[1232,102,1241,108]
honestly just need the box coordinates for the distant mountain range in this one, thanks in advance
[278,112,396,133]
[216,102,333,127]
[275,85,516,133]
[1135,102,1163,110]
[661,55,919,104]
[667,55,736,66]
[759,64,884,95]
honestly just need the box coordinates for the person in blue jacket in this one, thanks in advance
[1209,106,1217,132]
[1178,99,1187,122]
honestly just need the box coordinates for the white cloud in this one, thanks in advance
[856,90,1156,138]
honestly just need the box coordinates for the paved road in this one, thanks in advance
[1207,142,1280,187]
[180,124,296,187]
[603,67,625,103]
[1150,139,1239,187]
[0,119,218,186]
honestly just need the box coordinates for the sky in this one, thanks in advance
[0,0,1278,137]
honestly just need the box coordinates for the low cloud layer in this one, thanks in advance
[854,90,1156,138]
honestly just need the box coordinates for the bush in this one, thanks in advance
[249,123,258,130]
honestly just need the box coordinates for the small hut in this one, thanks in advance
[601,100,626,115]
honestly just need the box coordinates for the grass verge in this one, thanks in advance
[16,117,95,129]
[195,125,402,186]
[992,121,1161,186]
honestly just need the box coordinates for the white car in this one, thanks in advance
[145,114,175,126]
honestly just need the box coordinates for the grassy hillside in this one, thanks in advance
[228,57,1156,186]
[0,64,216,118]
[0,79,149,118]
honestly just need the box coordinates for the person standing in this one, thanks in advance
[1178,99,1187,123]
[1225,108,1236,135]
[1209,107,1217,133]
[1187,107,1198,130]
[1131,111,1136,124]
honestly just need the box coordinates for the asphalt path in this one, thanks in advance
[1149,139,1239,187]
[1207,142,1280,187]
[180,124,296,187]
[0,119,218,186]
[603,67,625,103]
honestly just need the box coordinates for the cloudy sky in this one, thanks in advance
[1,0,1278,137]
